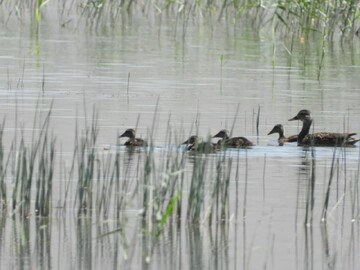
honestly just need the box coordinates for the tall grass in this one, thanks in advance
[0,100,359,256]
[0,103,358,270]
[0,119,9,210]
[2,0,359,39]
[207,152,232,225]
[321,148,337,222]
[2,0,358,81]
[74,109,99,217]
[186,154,207,224]
[304,147,316,225]
[11,103,55,218]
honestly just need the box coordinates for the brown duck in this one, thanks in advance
[212,129,254,148]
[119,129,147,146]
[289,109,359,146]
[267,124,298,145]
[182,135,218,153]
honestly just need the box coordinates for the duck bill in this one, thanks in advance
[288,115,299,121]
[212,132,221,138]
[119,131,127,138]
[182,139,190,145]
[267,129,275,135]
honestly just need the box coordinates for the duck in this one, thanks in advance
[288,109,359,146]
[182,135,218,153]
[212,129,254,148]
[267,124,298,145]
[119,128,147,146]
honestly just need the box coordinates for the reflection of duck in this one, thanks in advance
[289,109,359,146]
[267,124,298,145]
[212,129,254,148]
[119,129,147,146]
[182,135,217,153]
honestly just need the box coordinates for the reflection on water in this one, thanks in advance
[0,2,360,270]
[0,125,359,269]
[2,201,358,269]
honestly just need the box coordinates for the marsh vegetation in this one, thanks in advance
[0,0,360,269]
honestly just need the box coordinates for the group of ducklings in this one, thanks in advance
[119,128,253,151]
[119,109,359,151]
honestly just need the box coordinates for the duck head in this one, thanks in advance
[212,129,230,139]
[119,128,136,139]
[289,109,311,122]
[182,135,200,145]
[267,124,284,135]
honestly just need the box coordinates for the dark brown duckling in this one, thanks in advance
[267,124,298,145]
[212,129,254,148]
[182,135,218,153]
[119,128,147,147]
[289,109,359,147]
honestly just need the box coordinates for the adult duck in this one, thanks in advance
[288,109,359,146]
[212,129,254,148]
[182,135,218,153]
[267,124,298,145]
[119,129,147,146]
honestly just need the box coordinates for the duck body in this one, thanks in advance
[289,109,359,147]
[267,124,298,145]
[212,129,254,148]
[301,132,358,146]
[182,135,218,153]
[119,129,147,147]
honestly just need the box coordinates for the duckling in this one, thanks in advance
[212,129,254,148]
[182,135,218,153]
[288,109,359,146]
[119,128,146,146]
[267,124,298,145]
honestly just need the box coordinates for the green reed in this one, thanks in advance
[141,132,187,235]
[0,119,9,209]
[3,0,358,38]
[155,125,185,228]
[34,134,55,217]
[113,149,126,221]
[75,109,99,216]
[207,153,232,225]
[95,151,114,220]
[2,98,359,249]
[303,147,316,225]
[186,154,207,224]
[9,103,54,217]
[3,0,359,81]
[321,148,337,222]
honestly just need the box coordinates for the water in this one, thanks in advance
[0,3,360,270]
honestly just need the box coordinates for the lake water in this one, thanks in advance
[0,2,360,270]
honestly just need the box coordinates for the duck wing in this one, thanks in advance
[285,134,298,143]
[189,142,216,153]
[125,138,146,147]
[226,136,254,148]
[303,132,358,146]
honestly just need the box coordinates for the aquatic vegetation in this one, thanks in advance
[2,0,358,81]
[1,0,359,39]
[0,0,359,265]
[0,120,8,210]
[75,110,99,217]
[0,102,357,268]
[274,0,359,37]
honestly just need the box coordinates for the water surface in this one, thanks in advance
[0,3,360,270]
